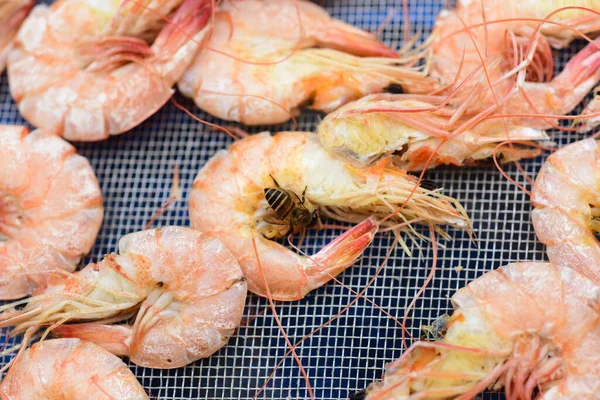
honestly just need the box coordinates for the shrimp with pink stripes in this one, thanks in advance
[0,338,149,399]
[189,131,471,301]
[0,125,103,300]
[532,138,600,285]
[178,0,437,125]
[0,227,247,369]
[362,262,600,399]
[8,0,213,141]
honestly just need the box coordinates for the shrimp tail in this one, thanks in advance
[79,37,154,73]
[52,323,132,356]
[557,37,600,89]
[152,0,213,59]
[320,19,399,58]
[305,217,377,290]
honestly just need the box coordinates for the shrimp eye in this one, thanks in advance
[157,282,164,288]
[383,83,403,94]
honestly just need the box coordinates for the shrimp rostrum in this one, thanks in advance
[0,338,149,399]
[363,262,600,399]
[0,227,247,369]
[189,131,472,301]
[8,0,214,141]
[178,0,437,125]
[0,0,33,73]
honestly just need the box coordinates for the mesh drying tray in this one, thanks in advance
[0,1,593,399]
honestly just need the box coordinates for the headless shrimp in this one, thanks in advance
[0,125,103,300]
[0,0,33,73]
[532,138,600,285]
[189,131,472,301]
[0,338,148,399]
[317,93,547,171]
[363,262,600,399]
[8,0,213,141]
[178,0,437,125]
[0,227,247,369]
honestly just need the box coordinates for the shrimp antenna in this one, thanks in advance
[250,236,315,400]
[170,97,243,140]
[144,165,181,230]
[253,231,401,399]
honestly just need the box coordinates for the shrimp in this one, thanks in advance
[7,0,213,141]
[317,93,548,171]
[177,0,438,125]
[0,338,149,399]
[0,0,33,74]
[189,131,472,301]
[362,262,600,399]
[0,227,247,369]
[532,138,600,285]
[431,2,600,126]
[0,125,103,300]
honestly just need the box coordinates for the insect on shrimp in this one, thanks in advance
[189,131,472,301]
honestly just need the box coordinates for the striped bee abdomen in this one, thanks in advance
[264,188,294,219]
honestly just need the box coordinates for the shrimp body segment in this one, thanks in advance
[8,0,213,141]
[317,94,548,171]
[0,0,33,73]
[178,0,437,125]
[0,227,247,369]
[189,132,471,301]
[365,262,600,399]
[532,138,600,285]
[0,338,149,399]
[0,125,103,300]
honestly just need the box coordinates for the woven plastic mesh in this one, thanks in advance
[0,1,594,399]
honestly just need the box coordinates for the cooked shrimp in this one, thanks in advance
[0,0,33,74]
[178,0,437,125]
[362,262,600,399]
[0,338,149,399]
[0,227,247,369]
[431,2,600,127]
[7,0,213,141]
[432,0,600,84]
[532,138,600,285]
[317,93,548,171]
[189,131,472,301]
[0,125,103,300]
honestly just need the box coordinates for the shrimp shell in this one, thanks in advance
[365,262,600,399]
[0,227,247,369]
[0,0,33,73]
[0,338,149,399]
[532,138,600,285]
[0,125,103,300]
[8,0,213,141]
[189,131,471,301]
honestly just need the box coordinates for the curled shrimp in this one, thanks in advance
[7,0,213,141]
[189,131,472,301]
[431,2,600,125]
[317,93,548,171]
[362,262,600,399]
[0,227,247,369]
[0,338,149,399]
[0,0,33,73]
[0,125,103,300]
[532,138,600,285]
[178,0,437,125]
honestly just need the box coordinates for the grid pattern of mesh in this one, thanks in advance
[0,1,594,399]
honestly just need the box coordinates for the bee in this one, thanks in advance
[261,175,321,239]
